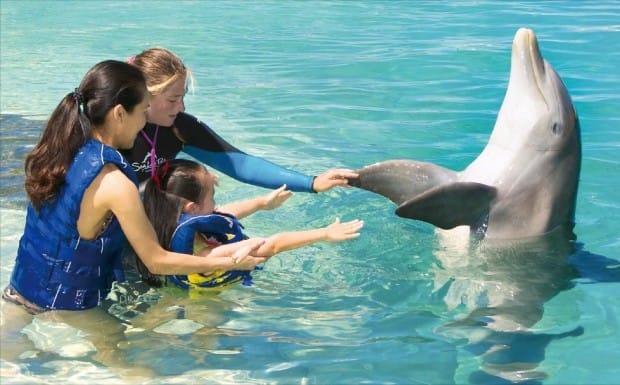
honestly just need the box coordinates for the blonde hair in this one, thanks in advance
[129,48,195,96]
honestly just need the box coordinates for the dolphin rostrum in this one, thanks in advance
[350,28,581,240]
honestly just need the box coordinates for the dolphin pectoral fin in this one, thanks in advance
[350,160,458,205]
[396,182,497,229]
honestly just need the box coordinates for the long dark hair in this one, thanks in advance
[24,60,146,210]
[138,159,209,287]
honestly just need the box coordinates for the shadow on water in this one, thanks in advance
[0,114,44,210]
[431,226,619,384]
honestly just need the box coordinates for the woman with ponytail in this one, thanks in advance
[4,60,266,313]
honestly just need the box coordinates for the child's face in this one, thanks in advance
[193,169,217,215]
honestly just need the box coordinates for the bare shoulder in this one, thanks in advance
[94,164,140,204]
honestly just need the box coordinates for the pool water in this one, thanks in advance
[1,1,619,384]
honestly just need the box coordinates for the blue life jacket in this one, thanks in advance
[10,139,138,310]
[167,212,253,289]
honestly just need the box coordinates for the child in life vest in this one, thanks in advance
[139,159,364,289]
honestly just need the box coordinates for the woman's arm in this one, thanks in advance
[253,218,364,257]
[218,184,292,219]
[94,166,266,273]
[175,113,316,192]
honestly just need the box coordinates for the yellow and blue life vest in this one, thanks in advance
[167,212,253,289]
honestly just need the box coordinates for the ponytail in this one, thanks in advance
[136,176,181,287]
[25,92,88,209]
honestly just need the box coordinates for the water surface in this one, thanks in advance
[1,1,619,384]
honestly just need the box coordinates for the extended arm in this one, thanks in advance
[175,113,315,192]
[218,184,293,219]
[253,218,364,257]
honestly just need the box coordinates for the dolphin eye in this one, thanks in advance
[552,122,561,135]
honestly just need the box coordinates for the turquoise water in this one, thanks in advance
[1,1,619,384]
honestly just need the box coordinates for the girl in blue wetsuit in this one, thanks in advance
[3,61,266,313]
[121,47,357,192]
[140,159,364,290]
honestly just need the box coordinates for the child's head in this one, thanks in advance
[143,159,216,242]
[149,159,218,214]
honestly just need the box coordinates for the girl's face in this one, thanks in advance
[146,75,186,127]
[192,169,218,215]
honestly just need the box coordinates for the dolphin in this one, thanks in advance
[350,28,581,240]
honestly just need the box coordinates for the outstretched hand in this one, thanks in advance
[229,238,267,270]
[262,184,293,210]
[312,168,359,192]
[324,218,364,242]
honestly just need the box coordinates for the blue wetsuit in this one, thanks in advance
[121,112,316,192]
[6,140,136,311]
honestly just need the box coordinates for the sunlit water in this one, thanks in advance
[1,1,619,384]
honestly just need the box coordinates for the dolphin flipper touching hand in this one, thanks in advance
[349,160,458,205]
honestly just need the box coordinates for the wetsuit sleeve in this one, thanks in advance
[174,113,315,193]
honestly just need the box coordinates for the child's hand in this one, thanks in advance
[229,238,267,270]
[324,218,364,242]
[262,184,293,210]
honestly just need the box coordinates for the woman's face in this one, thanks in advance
[146,75,186,127]
[117,92,150,149]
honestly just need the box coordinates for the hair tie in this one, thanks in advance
[127,55,136,64]
[72,88,88,136]
[72,88,84,105]
[152,160,169,189]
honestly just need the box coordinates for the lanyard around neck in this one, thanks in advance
[140,125,159,178]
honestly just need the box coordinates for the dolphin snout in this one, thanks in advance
[511,28,547,104]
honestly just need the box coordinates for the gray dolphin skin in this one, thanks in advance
[351,28,581,240]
